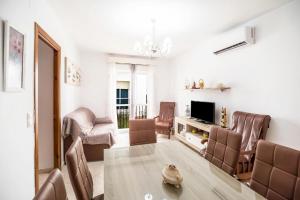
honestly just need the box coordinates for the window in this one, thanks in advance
[116,89,129,105]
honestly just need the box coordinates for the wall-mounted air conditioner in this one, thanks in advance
[213,27,255,55]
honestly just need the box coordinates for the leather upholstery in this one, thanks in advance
[129,119,156,146]
[33,169,67,200]
[204,126,242,175]
[250,140,300,200]
[231,111,271,153]
[66,137,104,200]
[155,102,175,139]
[231,111,271,174]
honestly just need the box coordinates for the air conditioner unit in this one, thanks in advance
[213,27,255,55]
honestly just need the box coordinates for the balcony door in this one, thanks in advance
[115,64,151,129]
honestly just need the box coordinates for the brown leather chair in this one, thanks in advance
[250,140,300,200]
[204,126,242,175]
[231,111,271,179]
[154,102,176,139]
[33,169,67,200]
[66,137,103,200]
[129,119,156,146]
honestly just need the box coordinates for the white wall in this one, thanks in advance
[152,59,175,115]
[38,39,54,170]
[171,0,300,150]
[79,51,109,117]
[0,0,81,198]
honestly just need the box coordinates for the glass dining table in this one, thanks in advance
[104,140,265,200]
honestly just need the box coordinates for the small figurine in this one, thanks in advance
[220,107,227,128]
[185,105,190,117]
[192,81,197,89]
[199,79,205,89]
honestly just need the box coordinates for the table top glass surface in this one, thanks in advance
[104,141,264,200]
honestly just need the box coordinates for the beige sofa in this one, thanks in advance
[62,107,116,161]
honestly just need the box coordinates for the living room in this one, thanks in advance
[1,0,300,199]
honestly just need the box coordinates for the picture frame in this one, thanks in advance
[65,57,81,86]
[3,21,25,92]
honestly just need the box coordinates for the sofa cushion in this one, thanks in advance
[83,123,116,145]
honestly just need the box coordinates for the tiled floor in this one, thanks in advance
[39,132,173,200]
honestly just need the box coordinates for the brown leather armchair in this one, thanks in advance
[129,119,156,146]
[33,169,67,200]
[201,111,271,179]
[204,126,242,175]
[250,140,300,200]
[231,111,271,180]
[154,102,175,139]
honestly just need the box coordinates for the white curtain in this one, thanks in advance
[107,62,118,129]
[146,66,155,118]
[134,65,155,118]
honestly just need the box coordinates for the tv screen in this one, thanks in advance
[191,101,215,123]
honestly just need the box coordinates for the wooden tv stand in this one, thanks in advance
[175,116,218,154]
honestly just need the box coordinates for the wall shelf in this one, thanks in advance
[185,86,231,92]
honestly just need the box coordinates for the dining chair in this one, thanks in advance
[33,169,67,200]
[129,119,156,146]
[250,140,300,200]
[66,137,104,200]
[154,102,176,139]
[202,111,271,179]
[204,126,242,175]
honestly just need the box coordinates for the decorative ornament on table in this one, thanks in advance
[162,164,183,188]
[192,81,197,89]
[199,79,205,89]
[185,105,190,117]
[220,107,227,128]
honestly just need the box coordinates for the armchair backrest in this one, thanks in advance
[250,140,300,200]
[158,102,175,123]
[204,126,242,175]
[231,111,271,152]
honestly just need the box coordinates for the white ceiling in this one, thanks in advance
[48,0,292,57]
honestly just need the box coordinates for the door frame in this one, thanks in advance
[34,23,61,193]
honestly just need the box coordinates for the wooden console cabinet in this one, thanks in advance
[175,116,218,154]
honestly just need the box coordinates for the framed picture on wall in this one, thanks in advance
[3,21,25,91]
[65,57,81,86]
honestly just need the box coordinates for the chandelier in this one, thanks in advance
[134,19,172,57]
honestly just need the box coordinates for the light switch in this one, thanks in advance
[27,112,33,128]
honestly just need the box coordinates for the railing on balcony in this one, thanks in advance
[117,105,130,129]
[116,104,148,129]
[135,104,147,119]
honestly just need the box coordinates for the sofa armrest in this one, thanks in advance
[95,117,113,124]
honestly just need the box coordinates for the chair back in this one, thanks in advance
[231,111,271,152]
[204,126,242,175]
[250,140,300,200]
[66,137,93,200]
[33,169,67,200]
[129,119,156,146]
[158,102,175,122]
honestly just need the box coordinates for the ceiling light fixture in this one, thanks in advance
[134,19,172,58]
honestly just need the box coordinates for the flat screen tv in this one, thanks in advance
[191,101,215,124]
